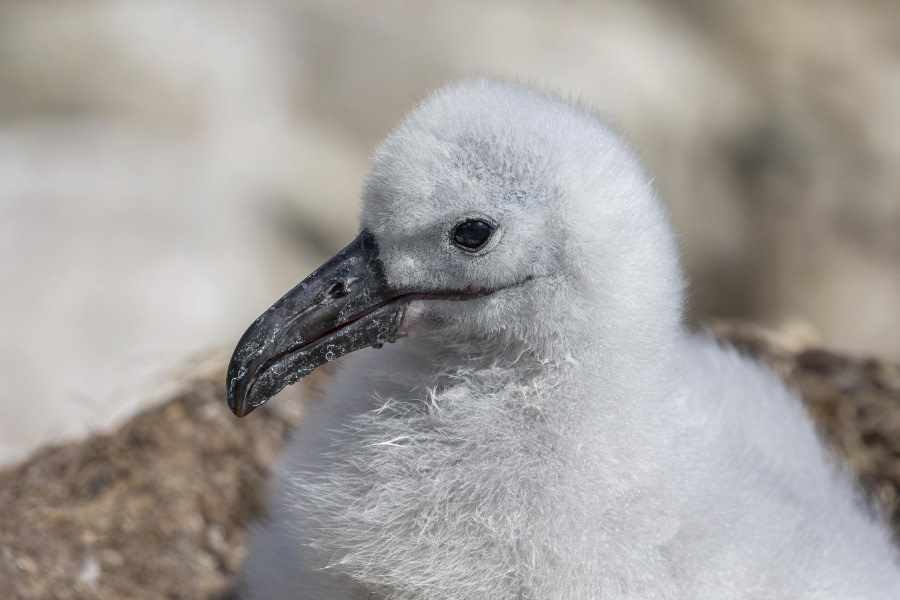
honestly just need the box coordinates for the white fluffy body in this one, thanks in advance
[241,80,900,599]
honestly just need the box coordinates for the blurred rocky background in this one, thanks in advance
[0,0,898,482]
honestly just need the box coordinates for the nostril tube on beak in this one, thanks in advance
[325,281,347,298]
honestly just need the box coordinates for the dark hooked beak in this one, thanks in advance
[226,230,406,417]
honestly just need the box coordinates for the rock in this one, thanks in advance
[1,325,898,598]
[0,358,311,600]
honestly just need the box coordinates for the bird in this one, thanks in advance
[226,79,900,599]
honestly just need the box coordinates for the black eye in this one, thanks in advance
[451,220,494,250]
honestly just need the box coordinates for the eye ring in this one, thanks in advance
[450,219,495,252]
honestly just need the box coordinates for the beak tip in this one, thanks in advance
[226,393,243,417]
[228,400,245,418]
[228,398,255,418]
[225,375,253,418]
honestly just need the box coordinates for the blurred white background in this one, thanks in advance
[1,0,899,463]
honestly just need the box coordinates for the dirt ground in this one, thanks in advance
[1,323,898,599]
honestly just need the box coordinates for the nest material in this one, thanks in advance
[1,325,898,599]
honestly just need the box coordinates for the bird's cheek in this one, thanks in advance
[396,299,451,338]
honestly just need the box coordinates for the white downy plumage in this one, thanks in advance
[239,79,900,599]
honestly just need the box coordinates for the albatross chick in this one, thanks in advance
[227,80,900,599]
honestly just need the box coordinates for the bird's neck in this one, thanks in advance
[303,327,687,593]
[397,322,682,432]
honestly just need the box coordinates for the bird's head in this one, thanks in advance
[227,79,684,417]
